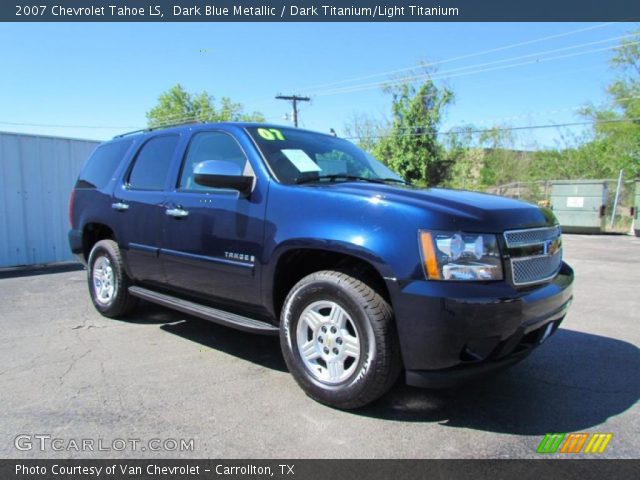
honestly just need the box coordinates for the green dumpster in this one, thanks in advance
[550,180,608,234]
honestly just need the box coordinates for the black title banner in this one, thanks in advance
[3,0,640,22]
[2,459,640,480]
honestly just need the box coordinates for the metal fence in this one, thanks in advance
[0,132,99,268]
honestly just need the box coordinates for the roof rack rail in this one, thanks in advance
[112,120,204,139]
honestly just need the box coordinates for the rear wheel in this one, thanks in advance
[280,270,401,409]
[87,239,137,318]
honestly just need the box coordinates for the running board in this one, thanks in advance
[128,286,278,335]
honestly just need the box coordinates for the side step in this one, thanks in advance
[128,286,279,335]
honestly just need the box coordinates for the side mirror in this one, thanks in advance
[193,160,253,197]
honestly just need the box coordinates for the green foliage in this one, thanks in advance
[342,113,387,153]
[348,34,640,190]
[571,30,640,180]
[146,84,265,127]
[530,136,627,180]
[477,128,533,187]
[448,30,640,189]
[444,126,483,190]
[371,78,454,186]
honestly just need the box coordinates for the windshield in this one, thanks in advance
[246,126,404,185]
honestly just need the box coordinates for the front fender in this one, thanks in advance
[261,183,428,315]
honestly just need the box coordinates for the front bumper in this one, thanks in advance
[387,262,574,388]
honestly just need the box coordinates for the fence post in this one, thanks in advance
[610,169,624,230]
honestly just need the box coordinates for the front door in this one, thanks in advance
[160,131,267,307]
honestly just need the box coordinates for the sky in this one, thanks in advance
[0,21,635,148]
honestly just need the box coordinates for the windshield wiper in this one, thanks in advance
[296,174,409,185]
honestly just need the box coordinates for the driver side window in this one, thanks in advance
[179,132,249,191]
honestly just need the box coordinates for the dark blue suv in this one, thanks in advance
[69,122,574,409]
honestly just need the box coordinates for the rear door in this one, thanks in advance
[114,134,181,285]
[160,130,267,306]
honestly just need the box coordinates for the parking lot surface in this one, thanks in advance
[1,234,638,458]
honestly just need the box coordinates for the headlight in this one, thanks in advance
[419,231,503,281]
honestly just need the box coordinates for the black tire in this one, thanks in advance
[280,270,402,409]
[87,239,137,318]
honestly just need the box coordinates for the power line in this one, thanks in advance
[5,113,638,137]
[147,31,633,127]
[0,120,139,129]
[136,57,620,130]
[296,22,617,92]
[311,35,637,96]
[155,24,621,119]
[425,94,640,128]
[344,117,640,140]
[86,32,633,132]
[6,93,637,136]
[0,112,290,132]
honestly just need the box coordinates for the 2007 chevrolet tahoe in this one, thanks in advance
[69,123,574,408]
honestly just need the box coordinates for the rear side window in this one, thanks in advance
[76,140,132,189]
[127,135,180,190]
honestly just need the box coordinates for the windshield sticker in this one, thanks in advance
[281,149,322,172]
[257,128,285,141]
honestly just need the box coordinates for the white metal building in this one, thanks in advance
[0,132,100,268]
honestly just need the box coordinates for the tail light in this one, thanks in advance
[68,189,76,228]
[599,205,606,218]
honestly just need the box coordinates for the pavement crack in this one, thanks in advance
[58,349,91,385]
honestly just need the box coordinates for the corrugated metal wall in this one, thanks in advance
[0,132,100,268]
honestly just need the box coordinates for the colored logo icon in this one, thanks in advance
[537,433,612,454]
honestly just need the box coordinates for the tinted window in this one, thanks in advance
[128,135,180,190]
[179,132,248,191]
[76,140,132,189]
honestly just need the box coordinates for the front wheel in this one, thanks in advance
[87,239,137,318]
[280,271,401,409]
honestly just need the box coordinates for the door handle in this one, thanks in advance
[111,202,129,212]
[165,208,189,219]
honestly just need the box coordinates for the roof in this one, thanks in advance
[111,121,334,141]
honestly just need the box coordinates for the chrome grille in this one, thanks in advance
[504,226,563,286]
[504,225,561,247]
[511,251,562,286]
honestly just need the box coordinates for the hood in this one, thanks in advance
[311,183,557,232]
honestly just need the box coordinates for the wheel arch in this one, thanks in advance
[82,222,117,262]
[266,242,396,322]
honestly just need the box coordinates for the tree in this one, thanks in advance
[443,126,478,189]
[371,77,454,185]
[579,30,640,179]
[477,127,532,186]
[342,112,388,153]
[146,84,265,127]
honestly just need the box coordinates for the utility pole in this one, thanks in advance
[275,94,310,127]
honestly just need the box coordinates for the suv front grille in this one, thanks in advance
[504,226,563,286]
[504,225,561,248]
